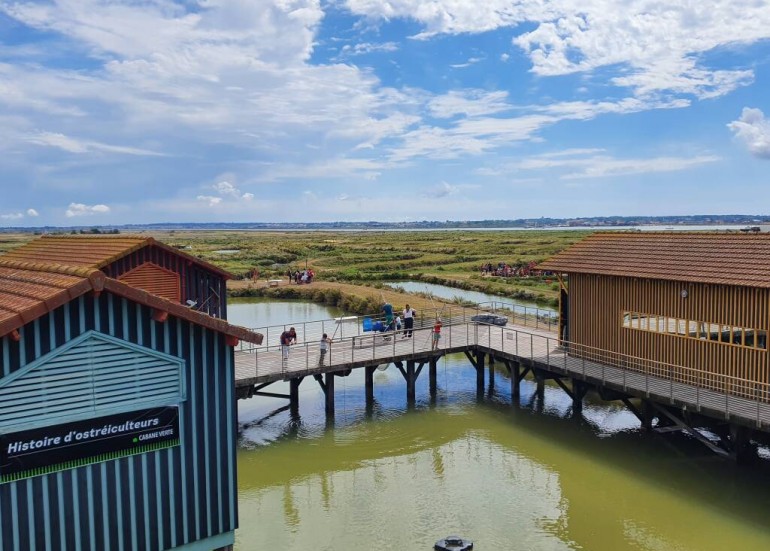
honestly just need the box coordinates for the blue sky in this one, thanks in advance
[1,0,769,226]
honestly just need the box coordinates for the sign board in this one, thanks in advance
[0,406,179,483]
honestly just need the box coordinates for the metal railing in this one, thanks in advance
[237,319,770,427]
[237,302,558,353]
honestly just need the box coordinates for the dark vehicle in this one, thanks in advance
[470,313,508,326]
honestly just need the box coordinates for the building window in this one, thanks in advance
[621,311,767,350]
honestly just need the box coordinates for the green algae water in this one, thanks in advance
[230,299,770,551]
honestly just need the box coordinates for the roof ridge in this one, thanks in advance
[39,234,150,240]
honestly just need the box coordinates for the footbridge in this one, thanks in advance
[234,303,770,460]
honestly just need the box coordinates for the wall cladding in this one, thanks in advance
[0,292,237,551]
[568,273,770,393]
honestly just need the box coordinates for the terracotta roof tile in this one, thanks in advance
[0,259,261,345]
[1,235,234,279]
[538,232,770,287]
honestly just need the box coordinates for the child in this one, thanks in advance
[319,333,332,366]
[395,315,402,331]
[431,318,442,351]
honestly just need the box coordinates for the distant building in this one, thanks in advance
[0,237,262,551]
[540,233,769,397]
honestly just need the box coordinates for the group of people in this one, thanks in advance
[381,302,442,350]
[480,261,542,278]
[279,302,445,367]
[287,268,315,284]
[280,327,332,367]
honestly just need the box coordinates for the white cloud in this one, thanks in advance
[65,203,111,217]
[428,90,511,118]
[25,132,164,156]
[450,57,482,69]
[197,180,254,206]
[339,41,399,57]
[0,212,25,220]
[345,0,770,99]
[427,181,459,198]
[510,150,721,179]
[0,0,414,171]
[197,195,224,207]
[728,108,770,159]
[0,208,39,221]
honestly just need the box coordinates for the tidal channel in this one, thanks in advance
[229,298,770,551]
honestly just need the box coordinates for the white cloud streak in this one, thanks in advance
[65,203,111,217]
[728,108,770,160]
[345,0,769,99]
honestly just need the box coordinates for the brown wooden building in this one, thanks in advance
[539,233,770,398]
[2,235,231,318]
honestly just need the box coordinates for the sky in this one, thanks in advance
[1,0,769,226]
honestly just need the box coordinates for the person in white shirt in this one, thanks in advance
[402,304,415,338]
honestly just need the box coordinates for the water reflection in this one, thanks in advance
[232,300,770,551]
[386,280,557,315]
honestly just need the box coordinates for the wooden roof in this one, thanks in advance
[538,232,770,288]
[1,235,233,279]
[0,259,262,344]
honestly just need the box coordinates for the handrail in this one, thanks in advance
[236,303,558,352]
[238,320,770,424]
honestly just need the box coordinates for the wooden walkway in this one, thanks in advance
[234,319,770,433]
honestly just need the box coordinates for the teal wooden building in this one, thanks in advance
[0,238,262,551]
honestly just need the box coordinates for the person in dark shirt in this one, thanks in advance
[280,327,297,361]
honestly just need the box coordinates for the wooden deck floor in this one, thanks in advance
[234,321,770,432]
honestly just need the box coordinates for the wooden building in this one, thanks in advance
[1,235,231,319]
[0,240,262,550]
[539,233,770,398]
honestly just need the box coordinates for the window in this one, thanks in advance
[621,311,766,350]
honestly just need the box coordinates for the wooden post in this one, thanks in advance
[429,359,438,399]
[730,424,756,464]
[640,399,654,430]
[325,373,335,417]
[536,372,545,402]
[511,361,521,401]
[475,352,485,397]
[407,360,416,405]
[488,356,495,391]
[571,379,586,413]
[289,377,303,415]
[365,365,376,406]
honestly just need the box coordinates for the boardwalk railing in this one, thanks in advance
[238,303,558,353]
[236,321,770,427]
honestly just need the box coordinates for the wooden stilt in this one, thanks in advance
[511,361,521,401]
[429,359,438,399]
[488,356,495,390]
[407,360,416,405]
[475,351,485,396]
[365,365,376,406]
[325,373,335,417]
[289,377,304,415]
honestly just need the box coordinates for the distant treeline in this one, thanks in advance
[3,214,770,232]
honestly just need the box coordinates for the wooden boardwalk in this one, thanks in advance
[234,318,770,434]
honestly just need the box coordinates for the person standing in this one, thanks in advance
[280,327,297,362]
[431,318,442,351]
[318,333,332,366]
[402,304,415,338]
[382,301,394,331]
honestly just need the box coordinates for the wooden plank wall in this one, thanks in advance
[568,273,770,397]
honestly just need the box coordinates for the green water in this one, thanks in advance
[231,300,770,551]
